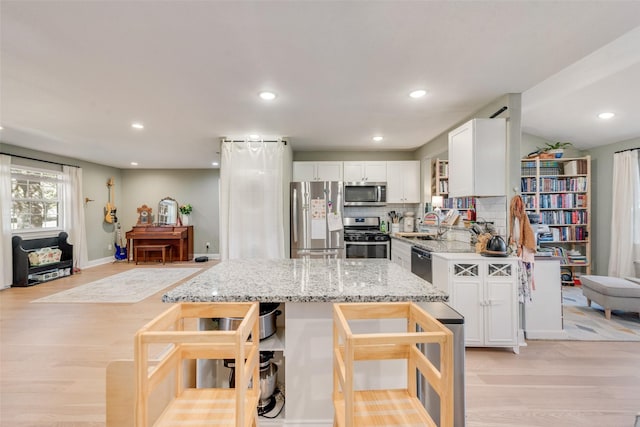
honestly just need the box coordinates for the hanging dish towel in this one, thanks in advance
[510,195,537,302]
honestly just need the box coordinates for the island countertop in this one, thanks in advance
[162,258,448,303]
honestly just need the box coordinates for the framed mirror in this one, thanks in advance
[157,197,178,225]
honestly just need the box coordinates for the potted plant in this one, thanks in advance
[179,203,192,225]
[540,141,573,158]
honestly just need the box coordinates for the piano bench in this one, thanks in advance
[135,245,173,265]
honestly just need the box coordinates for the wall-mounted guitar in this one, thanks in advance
[105,177,117,224]
[114,223,128,261]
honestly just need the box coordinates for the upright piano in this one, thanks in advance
[125,226,194,262]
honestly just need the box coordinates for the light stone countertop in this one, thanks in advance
[391,234,475,253]
[162,259,448,303]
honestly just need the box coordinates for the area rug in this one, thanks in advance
[562,286,640,341]
[32,268,202,304]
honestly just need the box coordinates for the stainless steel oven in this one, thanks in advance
[345,241,390,259]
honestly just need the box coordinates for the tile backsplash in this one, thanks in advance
[475,196,507,237]
[344,203,420,227]
[342,197,507,241]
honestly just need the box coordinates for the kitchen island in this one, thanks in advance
[163,259,450,426]
[163,258,448,303]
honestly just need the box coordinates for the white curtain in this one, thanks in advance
[220,140,285,259]
[1,155,13,289]
[63,166,89,270]
[608,149,640,277]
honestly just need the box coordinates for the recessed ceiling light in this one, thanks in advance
[409,89,427,98]
[212,162,219,166]
[259,91,277,101]
[249,134,260,140]
[130,162,139,166]
[131,122,144,129]
[598,112,615,120]
[0,126,3,130]
[372,136,383,142]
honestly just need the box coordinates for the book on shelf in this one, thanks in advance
[562,159,588,175]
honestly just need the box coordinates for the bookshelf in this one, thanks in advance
[520,156,591,285]
[434,159,449,197]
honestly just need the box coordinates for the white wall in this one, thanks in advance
[121,169,220,255]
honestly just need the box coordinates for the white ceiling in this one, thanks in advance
[1,1,639,169]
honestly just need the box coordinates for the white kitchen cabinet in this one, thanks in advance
[386,161,420,203]
[391,238,412,271]
[448,118,506,197]
[293,161,343,182]
[343,161,387,182]
[434,253,519,353]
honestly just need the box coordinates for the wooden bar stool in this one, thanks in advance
[333,302,454,427]
[135,302,260,427]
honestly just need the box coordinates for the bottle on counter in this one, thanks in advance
[380,220,387,233]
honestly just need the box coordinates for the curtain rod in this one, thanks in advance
[0,152,80,168]
[222,139,287,145]
[614,147,639,154]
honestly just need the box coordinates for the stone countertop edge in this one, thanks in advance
[161,259,448,304]
[162,294,447,303]
[391,234,475,253]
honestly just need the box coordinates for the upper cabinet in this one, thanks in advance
[343,161,387,182]
[448,118,506,197]
[387,161,420,203]
[293,161,343,182]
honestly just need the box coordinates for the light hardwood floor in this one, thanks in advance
[1,261,639,427]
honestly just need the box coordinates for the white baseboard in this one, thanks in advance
[84,253,221,268]
[84,256,115,269]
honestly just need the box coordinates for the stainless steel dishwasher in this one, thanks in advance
[411,246,432,283]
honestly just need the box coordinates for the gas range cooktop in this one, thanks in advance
[343,217,390,242]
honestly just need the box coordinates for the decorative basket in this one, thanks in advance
[28,247,62,266]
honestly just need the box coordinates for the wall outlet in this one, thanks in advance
[107,243,113,250]
[205,242,210,251]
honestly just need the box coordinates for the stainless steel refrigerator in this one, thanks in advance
[290,181,344,258]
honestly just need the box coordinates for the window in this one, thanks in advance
[11,166,64,231]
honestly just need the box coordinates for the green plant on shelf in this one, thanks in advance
[179,204,192,215]
[539,141,573,152]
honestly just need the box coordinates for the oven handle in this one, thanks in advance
[345,241,390,246]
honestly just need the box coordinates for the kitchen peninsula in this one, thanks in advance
[163,259,450,426]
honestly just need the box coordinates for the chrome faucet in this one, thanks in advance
[423,211,448,240]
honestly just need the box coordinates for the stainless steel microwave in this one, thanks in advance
[343,182,387,206]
